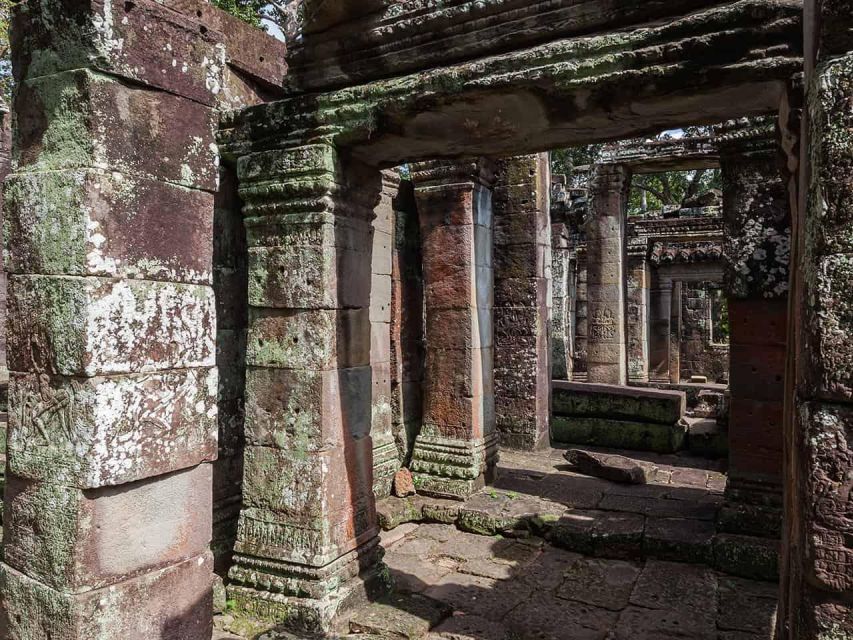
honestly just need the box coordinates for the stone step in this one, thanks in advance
[553,381,686,425]
[685,417,728,458]
[551,415,687,453]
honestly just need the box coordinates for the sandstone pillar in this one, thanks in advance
[669,281,683,384]
[778,4,853,634]
[371,172,399,498]
[551,221,573,381]
[390,181,425,464]
[409,160,498,499]
[227,143,385,633]
[586,164,632,385]
[1,2,222,636]
[492,155,552,451]
[717,118,789,539]
[626,251,650,383]
[648,275,674,382]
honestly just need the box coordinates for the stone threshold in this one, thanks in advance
[377,489,778,582]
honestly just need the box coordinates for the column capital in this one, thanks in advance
[410,158,497,190]
[589,163,632,195]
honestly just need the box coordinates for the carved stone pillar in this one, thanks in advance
[493,154,552,451]
[226,142,386,633]
[371,171,400,498]
[1,2,221,636]
[409,160,499,499]
[648,274,673,383]
[716,118,789,540]
[551,220,574,381]
[586,164,632,385]
[626,249,650,383]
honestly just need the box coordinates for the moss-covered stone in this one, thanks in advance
[713,533,779,582]
[551,415,687,453]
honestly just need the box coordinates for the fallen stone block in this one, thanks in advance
[393,468,416,497]
[563,449,654,484]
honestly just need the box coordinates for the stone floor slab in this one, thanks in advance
[555,557,641,610]
[504,595,619,640]
[348,592,451,638]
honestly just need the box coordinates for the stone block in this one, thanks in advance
[248,245,371,310]
[425,308,492,351]
[246,307,370,370]
[15,69,217,189]
[425,347,492,399]
[552,381,686,424]
[643,518,715,564]
[372,229,393,276]
[493,211,549,248]
[800,401,853,592]
[415,185,476,228]
[6,169,215,284]
[713,533,779,581]
[551,416,686,453]
[4,465,212,591]
[235,444,376,567]
[803,253,853,400]
[371,321,392,365]
[8,369,217,488]
[244,366,371,450]
[370,274,393,324]
[494,243,546,280]
[8,275,216,376]
[0,552,214,639]
[12,0,225,106]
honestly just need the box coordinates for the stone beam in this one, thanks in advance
[288,0,801,93]
[223,1,801,165]
[493,154,552,452]
[1,1,223,636]
[226,143,387,633]
[586,164,632,385]
[600,135,720,174]
[409,160,499,499]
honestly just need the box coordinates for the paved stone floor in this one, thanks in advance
[215,446,779,639]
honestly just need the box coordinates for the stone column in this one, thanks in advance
[390,180,424,464]
[551,220,573,381]
[492,154,552,451]
[409,160,499,499]
[586,164,631,385]
[626,250,650,383]
[778,4,853,634]
[648,273,673,382]
[717,118,789,540]
[227,143,386,633]
[669,281,683,384]
[371,172,399,499]
[1,2,221,636]
[573,253,589,380]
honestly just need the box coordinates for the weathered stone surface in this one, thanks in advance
[556,557,640,611]
[551,415,687,453]
[7,369,217,488]
[713,534,779,582]
[393,468,416,498]
[246,308,370,370]
[0,552,214,639]
[564,449,654,484]
[8,275,216,376]
[243,366,370,451]
[553,381,685,424]
[643,517,715,564]
[4,465,212,591]
[15,69,218,189]
[12,0,226,106]
[348,593,450,638]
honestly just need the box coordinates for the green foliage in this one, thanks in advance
[0,0,16,102]
[211,0,268,27]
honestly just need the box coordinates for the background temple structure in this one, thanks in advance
[0,0,850,639]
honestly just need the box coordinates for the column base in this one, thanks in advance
[227,537,389,635]
[372,440,400,500]
[719,473,783,538]
[410,432,499,500]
